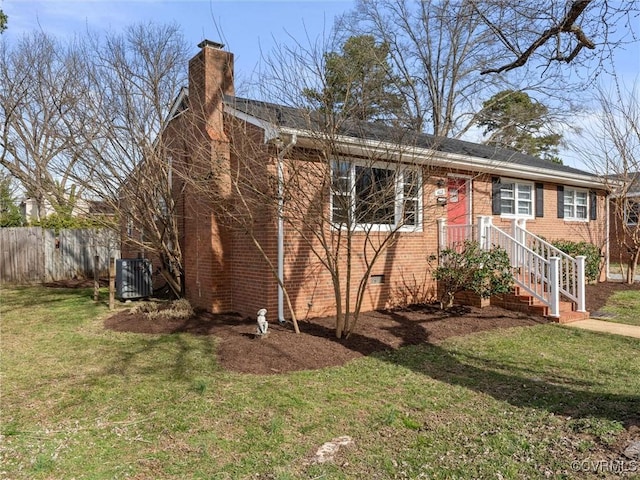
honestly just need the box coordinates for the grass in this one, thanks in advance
[1,286,639,479]
[600,289,640,326]
[609,262,640,281]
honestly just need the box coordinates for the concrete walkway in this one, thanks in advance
[566,319,640,339]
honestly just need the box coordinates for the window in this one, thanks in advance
[498,180,533,218]
[563,188,588,220]
[625,200,640,225]
[402,169,420,226]
[557,186,596,221]
[331,160,422,229]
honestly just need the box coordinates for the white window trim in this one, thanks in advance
[330,159,423,232]
[625,199,640,226]
[563,187,589,222]
[499,178,534,220]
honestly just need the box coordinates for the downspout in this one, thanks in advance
[276,134,297,323]
[605,193,610,281]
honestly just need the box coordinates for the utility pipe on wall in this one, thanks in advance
[276,134,297,323]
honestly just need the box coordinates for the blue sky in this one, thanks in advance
[2,0,639,169]
[2,0,355,77]
[4,0,638,100]
[4,0,636,75]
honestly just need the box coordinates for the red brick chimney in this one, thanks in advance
[188,40,234,141]
[181,41,235,314]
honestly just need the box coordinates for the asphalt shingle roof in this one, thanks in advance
[225,96,594,177]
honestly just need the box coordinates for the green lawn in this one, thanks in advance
[1,286,639,479]
[601,289,640,326]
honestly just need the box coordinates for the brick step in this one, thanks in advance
[513,285,549,297]
[493,288,589,322]
[519,297,575,313]
[548,310,590,324]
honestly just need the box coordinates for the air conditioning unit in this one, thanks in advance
[115,258,153,300]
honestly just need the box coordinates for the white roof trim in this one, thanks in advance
[226,110,607,190]
[224,105,280,143]
[165,87,189,125]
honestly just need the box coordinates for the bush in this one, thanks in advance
[149,298,194,320]
[550,240,601,283]
[433,241,514,309]
[32,213,106,233]
[131,298,194,320]
[0,206,23,227]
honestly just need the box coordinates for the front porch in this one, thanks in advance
[437,216,590,323]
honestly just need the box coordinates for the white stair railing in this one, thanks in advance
[438,216,586,318]
[511,219,586,312]
[477,216,560,317]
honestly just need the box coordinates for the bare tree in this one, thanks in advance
[336,0,507,137]
[473,0,639,75]
[578,79,640,282]
[214,38,447,339]
[0,32,88,219]
[334,0,585,139]
[71,23,190,296]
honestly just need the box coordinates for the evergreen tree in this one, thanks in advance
[477,90,563,163]
[0,176,23,227]
[304,35,406,125]
[0,10,7,33]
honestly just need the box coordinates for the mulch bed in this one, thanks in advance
[102,281,640,375]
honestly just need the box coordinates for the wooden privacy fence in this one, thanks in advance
[0,227,121,284]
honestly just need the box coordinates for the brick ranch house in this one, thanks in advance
[144,40,610,324]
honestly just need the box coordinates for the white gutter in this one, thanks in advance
[275,134,297,323]
[273,126,607,190]
[225,106,607,189]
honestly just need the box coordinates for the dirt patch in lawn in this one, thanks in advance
[101,281,638,375]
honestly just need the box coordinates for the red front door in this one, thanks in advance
[447,177,469,226]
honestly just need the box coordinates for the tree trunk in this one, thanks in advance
[333,276,344,339]
[159,267,181,297]
[627,249,640,284]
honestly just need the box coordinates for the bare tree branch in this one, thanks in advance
[480,0,595,74]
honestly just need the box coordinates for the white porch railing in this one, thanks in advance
[436,219,476,252]
[437,216,586,318]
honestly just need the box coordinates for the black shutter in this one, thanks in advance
[535,183,544,218]
[557,185,564,219]
[491,177,501,215]
[590,190,597,220]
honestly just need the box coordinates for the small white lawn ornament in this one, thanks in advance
[256,308,268,336]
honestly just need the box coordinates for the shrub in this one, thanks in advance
[132,298,195,321]
[433,241,514,309]
[153,298,195,320]
[550,240,601,283]
[32,213,108,233]
[130,301,159,315]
